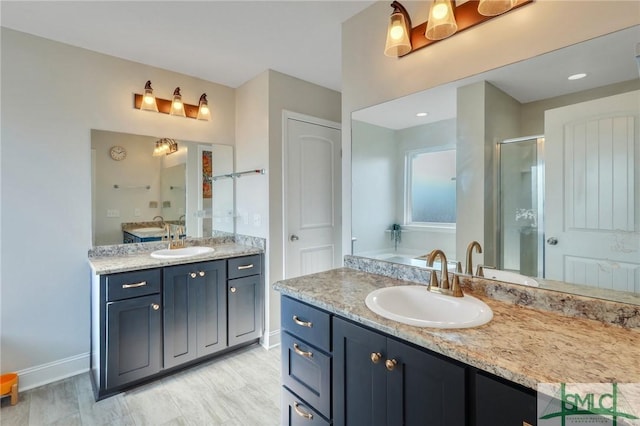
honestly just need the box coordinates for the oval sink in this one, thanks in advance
[483,269,539,287]
[150,246,214,259]
[133,227,165,233]
[365,285,493,329]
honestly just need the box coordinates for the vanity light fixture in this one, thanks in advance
[170,87,186,117]
[196,93,211,121]
[384,1,412,57]
[385,0,533,57]
[134,82,207,120]
[425,0,457,41]
[152,138,179,157]
[140,81,159,112]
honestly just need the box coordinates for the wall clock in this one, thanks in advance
[110,145,127,161]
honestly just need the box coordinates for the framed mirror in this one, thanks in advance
[91,129,234,246]
[352,26,640,302]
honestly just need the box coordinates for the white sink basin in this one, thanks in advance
[365,285,493,329]
[150,246,214,259]
[133,227,165,233]
[483,269,539,287]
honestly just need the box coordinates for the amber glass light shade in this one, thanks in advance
[384,2,412,57]
[478,0,516,16]
[140,80,159,112]
[425,0,458,41]
[196,93,211,121]
[170,87,186,117]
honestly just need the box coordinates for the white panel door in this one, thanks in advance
[545,90,640,292]
[285,115,341,278]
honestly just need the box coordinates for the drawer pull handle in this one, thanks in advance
[122,281,147,289]
[385,359,397,371]
[151,303,160,311]
[237,264,254,270]
[293,402,313,420]
[370,352,382,364]
[523,423,533,426]
[292,315,313,328]
[293,343,313,358]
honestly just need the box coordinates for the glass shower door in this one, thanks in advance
[498,136,544,277]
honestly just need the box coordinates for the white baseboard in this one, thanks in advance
[260,329,281,350]
[16,352,89,391]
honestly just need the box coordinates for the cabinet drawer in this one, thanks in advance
[282,386,331,426]
[282,296,330,352]
[228,255,261,279]
[106,269,161,302]
[282,332,331,419]
[475,372,537,426]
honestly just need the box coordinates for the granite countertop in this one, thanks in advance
[273,267,640,390]
[89,243,263,275]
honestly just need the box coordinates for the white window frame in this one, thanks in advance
[403,146,457,230]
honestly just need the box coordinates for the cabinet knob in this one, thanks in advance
[370,352,382,364]
[190,272,197,278]
[293,402,313,420]
[385,359,397,371]
[199,271,205,277]
[151,303,160,311]
[230,287,237,293]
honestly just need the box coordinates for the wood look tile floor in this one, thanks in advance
[0,344,281,426]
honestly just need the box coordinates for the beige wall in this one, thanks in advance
[1,28,235,388]
[236,70,341,347]
[342,0,640,259]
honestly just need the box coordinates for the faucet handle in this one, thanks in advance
[476,265,484,277]
[450,273,464,297]
[456,261,462,273]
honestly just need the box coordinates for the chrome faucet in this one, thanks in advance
[465,241,483,276]
[427,250,464,297]
[153,215,164,224]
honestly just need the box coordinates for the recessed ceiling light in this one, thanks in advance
[416,112,428,117]
[568,73,587,80]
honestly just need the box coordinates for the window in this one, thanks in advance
[405,148,456,227]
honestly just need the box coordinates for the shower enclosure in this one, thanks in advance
[497,136,545,277]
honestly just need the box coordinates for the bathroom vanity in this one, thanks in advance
[88,242,264,400]
[274,267,640,426]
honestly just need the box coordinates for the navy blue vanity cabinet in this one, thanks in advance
[163,260,227,369]
[94,268,162,398]
[474,371,537,426]
[227,255,263,347]
[281,296,333,425]
[333,317,466,426]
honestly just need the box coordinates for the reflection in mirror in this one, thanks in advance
[351,26,640,301]
[91,130,234,246]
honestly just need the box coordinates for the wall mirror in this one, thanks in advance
[352,25,640,304]
[91,129,234,246]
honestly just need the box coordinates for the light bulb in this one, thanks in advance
[144,95,154,105]
[390,21,405,40]
[174,100,183,110]
[432,3,448,19]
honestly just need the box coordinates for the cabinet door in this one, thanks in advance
[193,260,227,358]
[333,317,387,426]
[106,294,161,389]
[475,372,537,426]
[386,339,466,426]
[163,261,227,368]
[228,274,262,347]
[163,263,197,368]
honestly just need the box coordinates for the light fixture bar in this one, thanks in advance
[134,93,200,119]
[399,0,533,57]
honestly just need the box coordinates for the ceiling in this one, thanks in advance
[0,1,375,92]
[353,25,640,129]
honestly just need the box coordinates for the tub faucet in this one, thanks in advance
[465,241,483,275]
[427,250,463,297]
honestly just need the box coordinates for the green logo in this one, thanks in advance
[539,383,639,426]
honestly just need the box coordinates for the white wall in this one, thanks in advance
[1,28,235,388]
[342,1,640,265]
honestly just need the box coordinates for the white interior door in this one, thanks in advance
[284,113,341,278]
[545,90,639,292]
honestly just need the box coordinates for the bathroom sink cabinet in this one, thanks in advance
[280,295,538,426]
[333,317,466,426]
[163,260,227,368]
[91,254,263,400]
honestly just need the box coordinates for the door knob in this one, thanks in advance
[370,352,382,364]
[290,234,299,242]
[546,237,558,245]
[385,359,397,371]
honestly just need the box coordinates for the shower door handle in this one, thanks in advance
[546,237,558,245]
